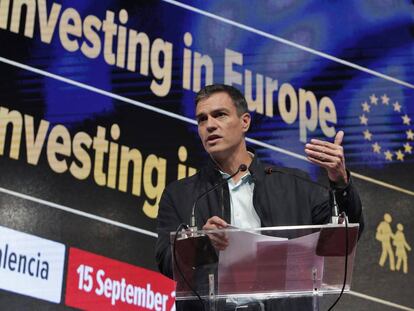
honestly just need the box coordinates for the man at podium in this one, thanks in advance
[156,84,364,310]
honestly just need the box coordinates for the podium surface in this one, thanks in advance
[171,223,359,308]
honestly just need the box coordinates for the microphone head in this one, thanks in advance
[239,164,248,172]
[264,167,273,174]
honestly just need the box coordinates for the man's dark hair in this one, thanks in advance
[195,84,248,116]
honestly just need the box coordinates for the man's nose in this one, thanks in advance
[206,116,217,131]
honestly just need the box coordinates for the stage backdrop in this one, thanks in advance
[0,1,413,310]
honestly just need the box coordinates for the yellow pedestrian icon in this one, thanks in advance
[394,224,411,274]
[376,213,395,271]
[376,213,411,274]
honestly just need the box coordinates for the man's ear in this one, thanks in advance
[241,112,251,133]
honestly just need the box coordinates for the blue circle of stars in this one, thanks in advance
[359,94,412,162]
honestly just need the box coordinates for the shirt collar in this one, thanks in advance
[204,147,266,183]
[219,170,252,189]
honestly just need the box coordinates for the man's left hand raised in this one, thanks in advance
[304,130,348,187]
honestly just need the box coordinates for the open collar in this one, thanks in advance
[203,147,266,183]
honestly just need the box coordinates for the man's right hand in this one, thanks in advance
[202,216,229,251]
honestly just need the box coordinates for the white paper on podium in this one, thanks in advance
[218,228,324,295]
[219,227,287,267]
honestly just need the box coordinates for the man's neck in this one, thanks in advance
[212,148,252,183]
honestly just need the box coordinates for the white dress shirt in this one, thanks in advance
[220,171,260,229]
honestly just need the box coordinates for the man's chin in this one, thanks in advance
[206,147,228,161]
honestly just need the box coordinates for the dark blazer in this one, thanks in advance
[156,152,364,310]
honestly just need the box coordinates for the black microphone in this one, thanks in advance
[190,164,248,228]
[264,166,340,223]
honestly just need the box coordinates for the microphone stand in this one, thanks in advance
[265,166,350,310]
[264,167,345,224]
[172,164,248,310]
[184,164,248,238]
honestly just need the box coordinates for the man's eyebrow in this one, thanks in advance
[210,108,230,115]
[196,107,230,119]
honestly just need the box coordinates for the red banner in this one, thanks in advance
[65,247,176,310]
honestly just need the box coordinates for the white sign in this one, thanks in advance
[0,226,66,303]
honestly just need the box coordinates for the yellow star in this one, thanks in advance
[393,101,402,112]
[361,102,370,112]
[384,150,393,161]
[402,114,411,125]
[381,94,390,105]
[372,142,381,153]
[370,94,378,105]
[407,129,414,140]
[404,142,412,154]
[360,114,368,125]
[363,129,372,141]
[395,150,404,161]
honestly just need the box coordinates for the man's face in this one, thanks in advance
[195,92,250,159]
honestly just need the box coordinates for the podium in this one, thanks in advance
[171,223,359,310]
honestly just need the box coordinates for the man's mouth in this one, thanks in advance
[207,135,222,143]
